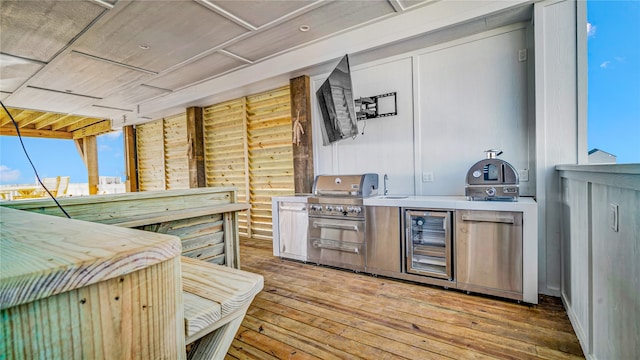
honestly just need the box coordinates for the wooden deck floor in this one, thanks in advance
[226,239,585,360]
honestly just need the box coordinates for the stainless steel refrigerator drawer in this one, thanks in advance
[455,210,523,300]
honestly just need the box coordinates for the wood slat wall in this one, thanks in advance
[163,113,190,190]
[246,86,294,240]
[204,86,294,240]
[203,99,250,236]
[136,119,165,191]
[136,114,190,191]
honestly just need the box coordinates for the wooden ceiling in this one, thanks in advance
[0,0,434,126]
[0,107,111,139]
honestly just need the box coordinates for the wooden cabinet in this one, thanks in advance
[272,197,309,261]
[559,166,640,359]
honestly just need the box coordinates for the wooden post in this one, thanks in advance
[186,107,206,188]
[84,135,99,195]
[123,125,138,192]
[290,75,314,193]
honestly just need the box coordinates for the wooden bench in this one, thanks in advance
[181,257,263,359]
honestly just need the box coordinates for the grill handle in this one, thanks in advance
[312,239,360,254]
[312,221,360,232]
[461,214,515,224]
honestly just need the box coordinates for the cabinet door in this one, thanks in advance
[278,202,308,261]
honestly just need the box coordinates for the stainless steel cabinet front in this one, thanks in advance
[455,210,523,300]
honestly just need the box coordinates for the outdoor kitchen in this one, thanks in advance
[273,25,539,303]
[2,0,637,359]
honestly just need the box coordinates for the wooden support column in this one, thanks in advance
[73,136,99,195]
[186,107,206,188]
[123,125,138,192]
[290,75,314,194]
[84,135,99,195]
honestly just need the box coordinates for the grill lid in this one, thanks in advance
[312,174,379,197]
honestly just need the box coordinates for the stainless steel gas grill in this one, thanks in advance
[465,150,519,201]
[307,174,379,271]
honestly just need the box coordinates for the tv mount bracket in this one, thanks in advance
[355,92,397,121]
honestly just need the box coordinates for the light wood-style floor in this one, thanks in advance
[226,238,585,360]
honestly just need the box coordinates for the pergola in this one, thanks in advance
[0,106,124,195]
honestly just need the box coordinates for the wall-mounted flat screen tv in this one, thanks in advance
[316,55,358,146]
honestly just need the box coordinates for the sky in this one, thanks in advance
[586,0,640,164]
[0,131,124,185]
[0,1,639,185]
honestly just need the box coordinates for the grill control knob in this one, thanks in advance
[335,206,344,212]
[353,207,362,214]
[311,205,323,211]
[326,205,334,211]
[485,187,496,196]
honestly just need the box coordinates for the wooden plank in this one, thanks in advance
[0,126,73,139]
[186,107,206,188]
[83,135,99,195]
[182,243,226,263]
[290,75,314,193]
[3,188,239,223]
[183,292,222,338]
[181,257,263,319]
[34,113,74,129]
[164,113,189,190]
[182,232,224,252]
[18,113,55,127]
[72,120,112,139]
[137,119,165,191]
[123,125,138,192]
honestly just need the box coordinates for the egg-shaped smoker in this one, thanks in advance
[465,150,519,201]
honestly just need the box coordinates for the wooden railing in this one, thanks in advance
[2,187,249,268]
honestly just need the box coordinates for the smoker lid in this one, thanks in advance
[312,174,379,197]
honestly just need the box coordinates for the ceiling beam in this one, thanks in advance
[0,126,73,139]
[72,120,112,139]
[67,118,107,132]
[51,116,91,131]
[18,113,52,128]
[35,114,74,129]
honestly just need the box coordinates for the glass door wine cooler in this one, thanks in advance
[405,209,453,280]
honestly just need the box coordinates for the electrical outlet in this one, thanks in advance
[518,49,528,62]
[519,169,529,182]
[422,171,434,182]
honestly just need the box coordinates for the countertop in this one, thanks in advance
[364,195,536,211]
[274,194,537,211]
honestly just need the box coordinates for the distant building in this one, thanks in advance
[588,148,617,164]
[99,176,122,184]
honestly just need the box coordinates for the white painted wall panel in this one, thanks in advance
[416,27,530,195]
[535,0,579,295]
[560,177,590,353]
[313,57,415,195]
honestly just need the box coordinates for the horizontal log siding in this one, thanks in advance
[246,86,294,240]
[163,113,189,190]
[203,99,250,237]
[136,119,165,191]
[203,86,294,241]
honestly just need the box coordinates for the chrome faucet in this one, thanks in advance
[383,174,389,196]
